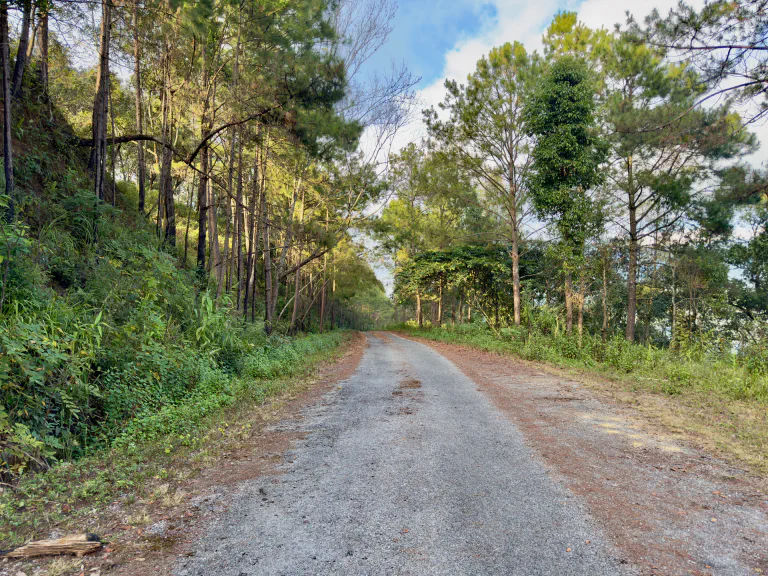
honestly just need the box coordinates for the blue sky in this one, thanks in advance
[358,0,695,108]
[361,1,499,89]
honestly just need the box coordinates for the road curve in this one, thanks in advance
[175,333,632,575]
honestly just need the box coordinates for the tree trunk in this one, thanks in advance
[10,0,32,98]
[272,172,300,322]
[577,276,585,344]
[692,286,698,334]
[160,53,175,244]
[156,69,167,234]
[286,195,307,330]
[208,177,220,273]
[183,172,196,265]
[221,131,235,297]
[231,137,244,301]
[89,0,111,200]
[290,255,301,334]
[318,206,327,332]
[38,6,48,98]
[602,250,608,342]
[162,155,175,244]
[330,259,336,329]
[196,147,209,274]
[132,0,145,213]
[235,144,247,310]
[626,232,638,342]
[564,269,573,336]
[222,11,241,297]
[671,256,677,343]
[195,41,211,275]
[25,2,36,61]
[1,0,13,222]
[108,80,117,206]
[508,162,521,326]
[416,289,422,328]
[319,258,327,332]
[258,133,269,322]
[262,184,273,334]
[511,240,521,326]
[626,156,638,342]
[437,277,443,326]
[156,160,164,235]
[243,133,259,317]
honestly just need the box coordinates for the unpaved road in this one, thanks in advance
[174,333,767,576]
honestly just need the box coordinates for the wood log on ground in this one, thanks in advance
[2,533,102,558]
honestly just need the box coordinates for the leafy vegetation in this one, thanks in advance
[0,329,347,546]
[0,183,353,479]
[0,0,399,488]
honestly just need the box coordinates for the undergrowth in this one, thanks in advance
[0,330,347,547]
[0,78,349,490]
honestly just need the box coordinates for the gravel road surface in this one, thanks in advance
[175,333,631,575]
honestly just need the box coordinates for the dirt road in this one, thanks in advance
[174,333,767,576]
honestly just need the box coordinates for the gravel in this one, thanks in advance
[174,333,633,575]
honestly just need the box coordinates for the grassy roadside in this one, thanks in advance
[0,331,350,549]
[392,324,768,478]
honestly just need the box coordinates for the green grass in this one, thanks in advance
[0,330,349,548]
[392,323,768,475]
[393,323,768,402]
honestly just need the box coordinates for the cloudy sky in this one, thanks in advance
[361,0,701,136]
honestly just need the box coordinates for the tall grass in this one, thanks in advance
[393,322,768,403]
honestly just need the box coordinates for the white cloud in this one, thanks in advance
[415,0,698,118]
[404,0,767,167]
[371,0,561,160]
[416,0,558,115]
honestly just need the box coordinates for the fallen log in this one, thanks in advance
[2,533,102,558]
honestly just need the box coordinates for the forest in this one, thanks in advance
[0,0,766,519]
[0,0,403,493]
[381,7,768,409]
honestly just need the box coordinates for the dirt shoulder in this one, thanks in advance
[2,332,366,576]
[397,333,768,576]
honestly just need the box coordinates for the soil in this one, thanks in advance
[397,333,768,576]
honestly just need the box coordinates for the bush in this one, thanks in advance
[0,190,348,480]
[604,336,641,373]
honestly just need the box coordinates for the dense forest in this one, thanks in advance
[0,0,404,483]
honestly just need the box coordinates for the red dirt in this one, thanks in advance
[402,334,768,576]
